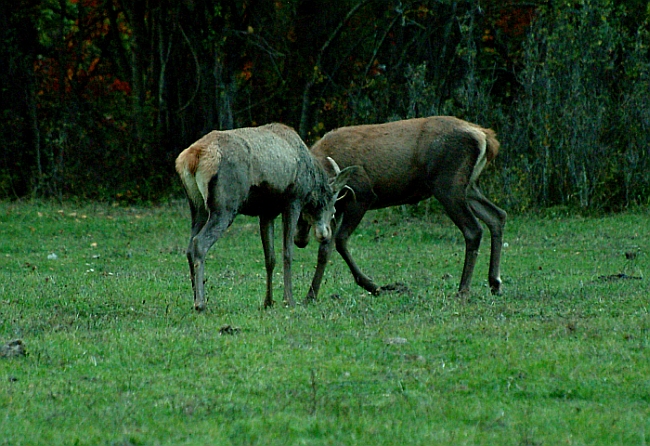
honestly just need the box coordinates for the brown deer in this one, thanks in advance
[176,123,356,311]
[295,116,506,300]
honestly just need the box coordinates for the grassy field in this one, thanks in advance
[1,200,648,445]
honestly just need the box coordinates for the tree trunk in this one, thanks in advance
[214,55,234,130]
[121,0,149,141]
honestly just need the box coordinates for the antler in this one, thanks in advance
[327,157,341,175]
[337,185,357,202]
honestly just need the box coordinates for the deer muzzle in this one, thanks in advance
[313,223,332,243]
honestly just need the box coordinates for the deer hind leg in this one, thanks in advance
[187,202,209,308]
[259,216,276,308]
[435,187,484,297]
[467,184,507,294]
[189,205,236,311]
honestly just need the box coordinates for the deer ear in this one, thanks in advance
[330,165,361,195]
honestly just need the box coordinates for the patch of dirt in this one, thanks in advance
[377,282,412,294]
[1,339,26,358]
[598,273,642,281]
[219,325,241,335]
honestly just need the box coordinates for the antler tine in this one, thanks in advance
[326,156,341,175]
[337,185,357,202]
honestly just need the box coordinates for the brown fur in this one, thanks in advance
[297,116,506,301]
[176,144,202,176]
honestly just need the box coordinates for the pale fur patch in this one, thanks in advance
[194,145,222,209]
[175,137,223,210]
[180,168,203,207]
[462,125,488,184]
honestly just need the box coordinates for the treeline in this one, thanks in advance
[1,0,649,211]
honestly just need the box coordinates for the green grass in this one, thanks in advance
[1,200,648,445]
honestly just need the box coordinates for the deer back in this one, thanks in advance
[311,116,497,208]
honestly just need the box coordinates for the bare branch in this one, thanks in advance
[175,25,201,114]
[362,13,400,79]
[299,0,373,138]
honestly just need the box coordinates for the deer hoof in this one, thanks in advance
[489,279,503,295]
[360,282,381,295]
[194,302,206,312]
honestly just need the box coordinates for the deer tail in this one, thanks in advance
[483,128,500,163]
[175,145,206,208]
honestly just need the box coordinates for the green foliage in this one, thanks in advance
[506,0,650,211]
[1,201,649,444]
[1,1,649,209]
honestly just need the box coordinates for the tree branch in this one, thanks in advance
[175,25,201,114]
[299,0,373,138]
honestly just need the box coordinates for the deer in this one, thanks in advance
[294,116,507,301]
[175,123,357,311]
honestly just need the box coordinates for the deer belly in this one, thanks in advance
[239,183,286,217]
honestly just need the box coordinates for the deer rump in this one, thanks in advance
[296,116,507,300]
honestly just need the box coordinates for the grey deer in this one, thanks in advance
[176,123,356,311]
[295,116,507,300]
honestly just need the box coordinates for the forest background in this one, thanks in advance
[1,0,649,212]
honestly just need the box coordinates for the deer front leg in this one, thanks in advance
[260,216,276,308]
[305,211,344,303]
[334,205,380,294]
[305,236,334,303]
[281,202,301,307]
[336,236,380,294]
